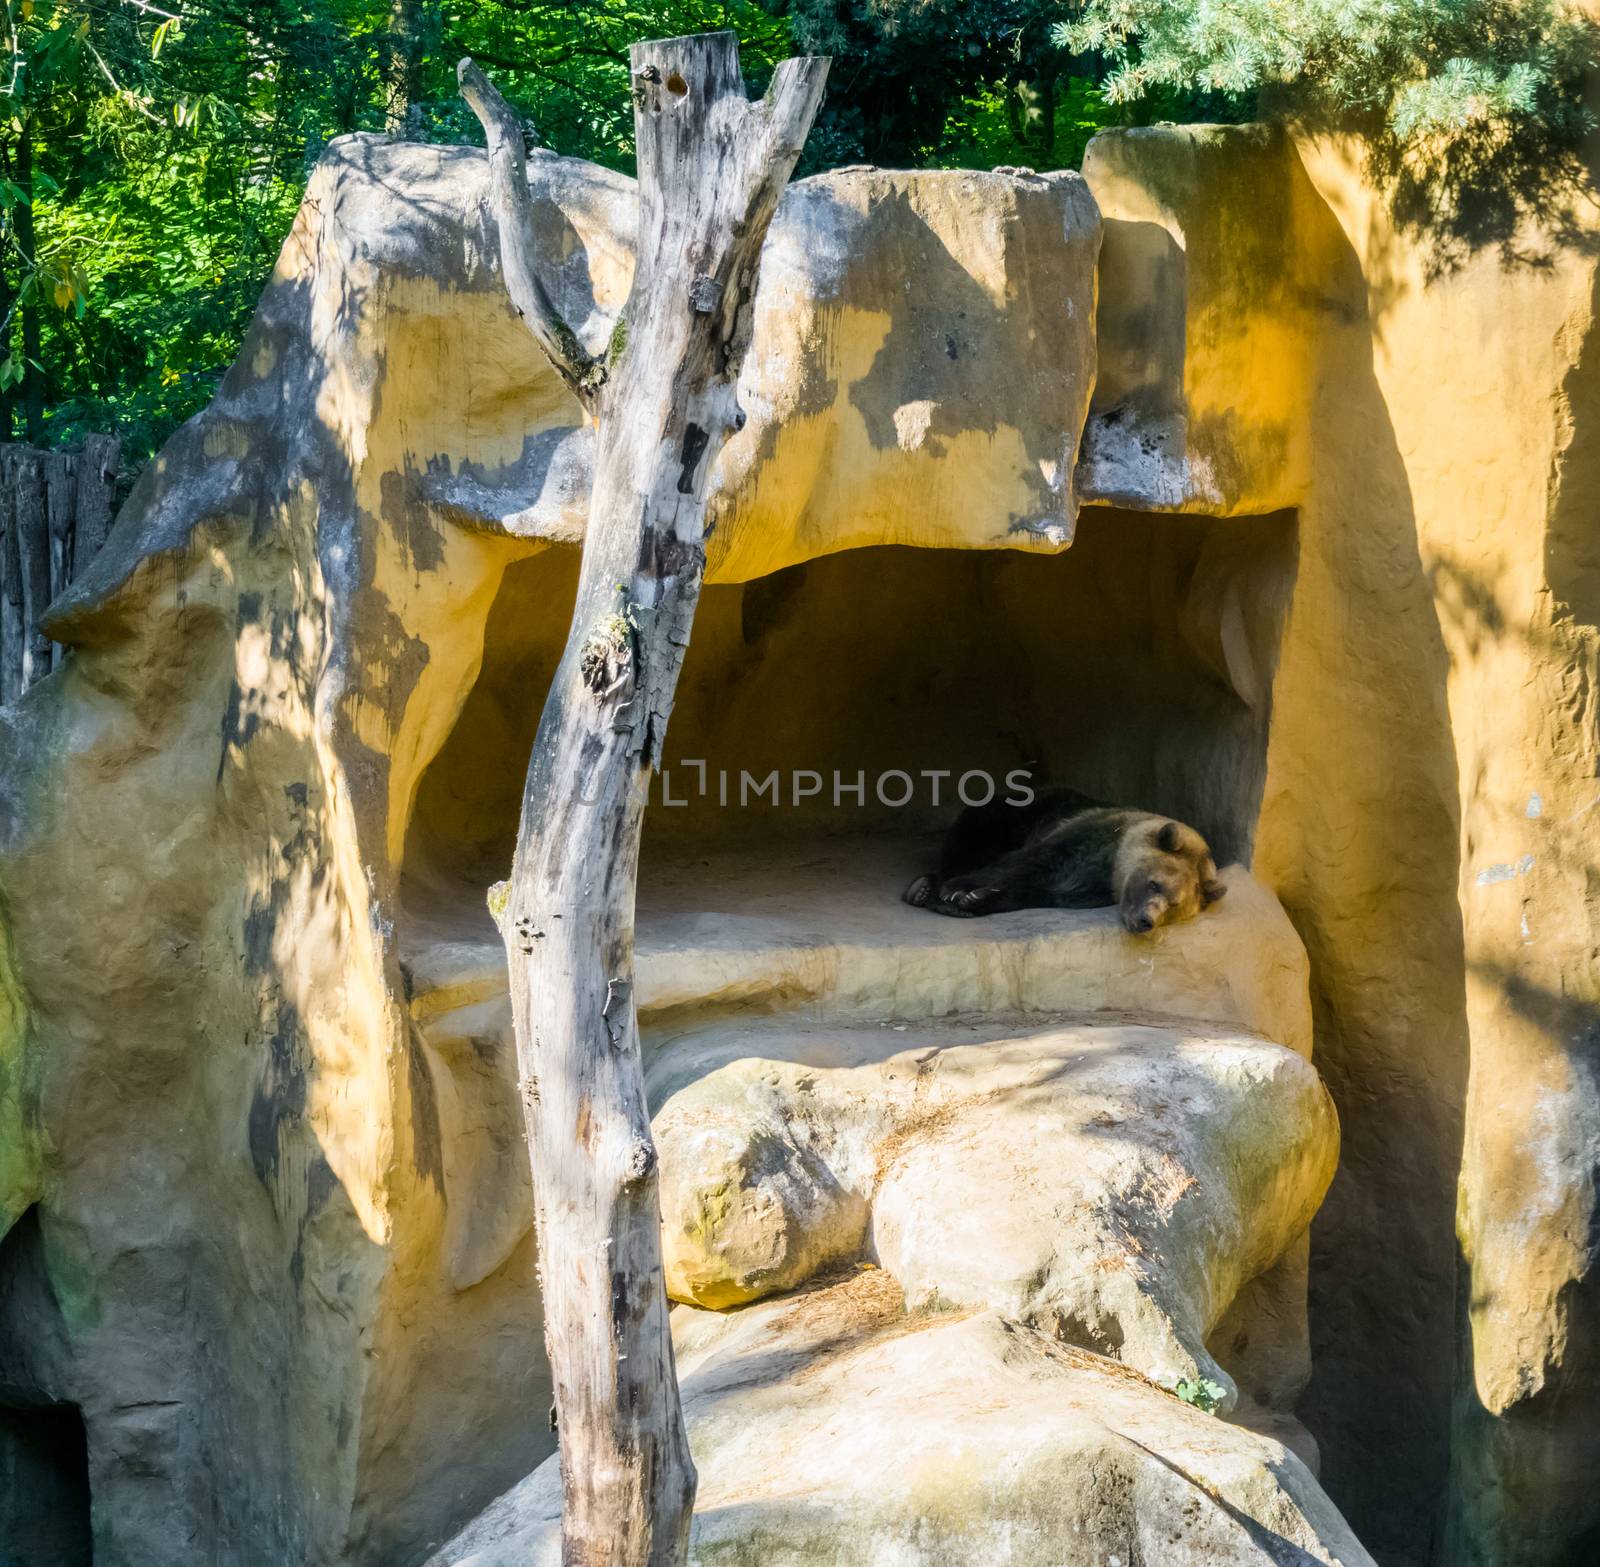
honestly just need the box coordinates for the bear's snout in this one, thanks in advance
[1122,905,1159,934]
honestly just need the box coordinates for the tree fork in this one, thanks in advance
[460,34,827,1567]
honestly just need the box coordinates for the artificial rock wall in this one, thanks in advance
[0,142,1103,1567]
[1080,126,1600,1567]
[0,117,1596,1567]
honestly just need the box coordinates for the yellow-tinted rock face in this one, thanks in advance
[1081,124,1600,1567]
[1079,126,1331,516]
[709,167,1100,575]
[1289,140,1600,1567]
[1,114,1595,1567]
[0,138,1103,1567]
[0,891,37,1235]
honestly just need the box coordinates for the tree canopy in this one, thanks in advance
[10,0,1596,468]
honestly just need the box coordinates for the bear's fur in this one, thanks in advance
[903,787,1228,933]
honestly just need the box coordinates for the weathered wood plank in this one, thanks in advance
[0,447,22,703]
[464,33,826,1567]
[73,432,119,577]
[45,450,77,669]
[14,449,52,691]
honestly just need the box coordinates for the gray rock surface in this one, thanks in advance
[651,1012,1339,1415]
[428,1272,1377,1567]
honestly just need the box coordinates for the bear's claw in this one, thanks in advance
[948,884,999,910]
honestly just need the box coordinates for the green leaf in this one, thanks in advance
[1172,1376,1228,1414]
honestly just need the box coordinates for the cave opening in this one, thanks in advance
[401,505,1298,948]
[0,1209,93,1567]
[0,1403,93,1566]
[392,504,1307,1364]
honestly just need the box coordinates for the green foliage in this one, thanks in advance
[12,0,389,458]
[1172,1375,1227,1413]
[442,1,792,169]
[1055,0,1596,146]
[931,76,1106,172]
[5,0,803,462]
[11,0,1115,464]
[1054,0,1598,267]
[782,0,1129,171]
[13,0,1596,466]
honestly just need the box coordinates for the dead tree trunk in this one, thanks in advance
[15,132,42,445]
[460,34,826,1566]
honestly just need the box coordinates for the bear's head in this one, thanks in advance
[1114,818,1228,934]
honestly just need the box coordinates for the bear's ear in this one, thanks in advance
[1202,875,1228,907]
[1157,821,1182,854]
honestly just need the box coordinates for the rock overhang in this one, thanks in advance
[48,142,1109,661]
[44,120,1328,666]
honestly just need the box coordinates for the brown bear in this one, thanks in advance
[903,786,1227,933]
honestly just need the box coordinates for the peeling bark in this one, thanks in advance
[461,33,827,1566]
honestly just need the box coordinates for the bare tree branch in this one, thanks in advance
[457,56,607,412]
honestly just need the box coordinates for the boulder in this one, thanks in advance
[650,1013,1339,1410]
[427,1272,1377,1567]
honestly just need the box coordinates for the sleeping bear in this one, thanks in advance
[903,787,1228,933]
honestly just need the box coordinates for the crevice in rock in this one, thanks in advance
[0,1207,93,1567]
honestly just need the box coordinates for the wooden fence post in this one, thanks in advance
[0,434,120,701]
[74,434,118,576]
[45,451,77,670]
[0,448,21,704]
[15,450,52,690]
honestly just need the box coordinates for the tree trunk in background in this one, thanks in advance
[383,0,431,136]
[1036,67,1057,159]
[1006,70,1027,144]
[461,34,827,1565]
[15,131,41,445]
